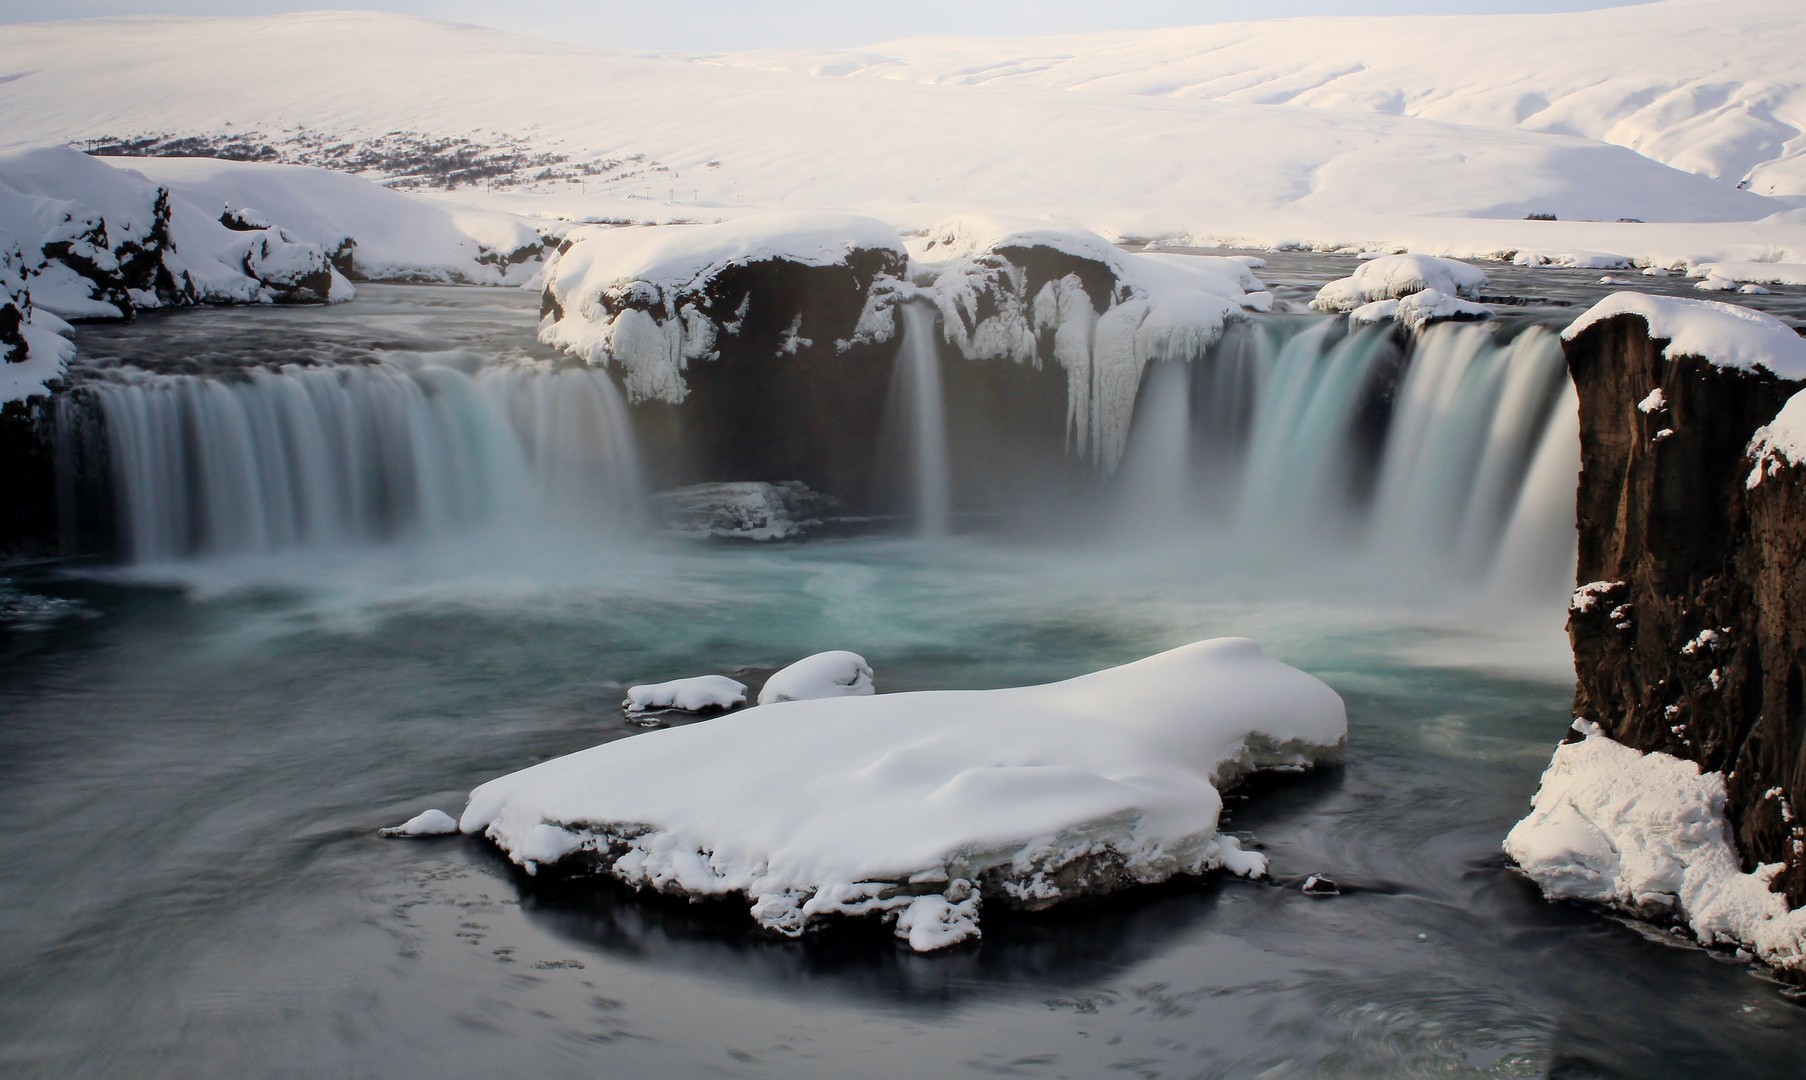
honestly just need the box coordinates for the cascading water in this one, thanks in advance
[1113,317,1577,596]
[79,357,642,561]
[897,301,953,537]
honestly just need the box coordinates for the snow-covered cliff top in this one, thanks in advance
[1564,293,1806,380]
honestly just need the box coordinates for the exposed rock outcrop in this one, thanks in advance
[1563,300,1806,906]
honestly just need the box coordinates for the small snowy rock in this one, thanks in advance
[1301,874,1340,896]
[624,674,748,715]
[381,808,459,837]
[758,650,875,705]
[1313,253,1487,313]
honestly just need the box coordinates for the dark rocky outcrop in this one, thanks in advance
[1565,312,1806,903]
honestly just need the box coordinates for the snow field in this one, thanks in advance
[457,638,1346,951]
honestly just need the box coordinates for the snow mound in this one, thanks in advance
[624,675,748,715]
[1312,254,1487,313]
[458,638,1346,951]
[1562,293,1806,379]
[1349,288,1492,331]
[539,213,907,404]
[758,651,874,705]
[381,808,459,837]
[915,215,1258,473]
[1505,722,1806,970]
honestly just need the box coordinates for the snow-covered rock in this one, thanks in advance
[539,213,908,405]
[0,145,360,369]
[1506,721,1806,970]
[757,651,874,706]
[0,235,76,403]
[913,215,1260,473]
[1562,293,1806,380]
[651,480,831,541]
[108,156,548,285]
[1349,288,1492,331]
[458,638,1346,950]
[1312,253,1487,313]
[380,808,459,837]
[623,675,748,716]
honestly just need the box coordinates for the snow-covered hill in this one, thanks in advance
[717,0,1806,201]
[0,8,1784,235]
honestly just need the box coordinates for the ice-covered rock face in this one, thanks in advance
[912,215,1265,474]
[757,650,874,705]
[457,638,1346,951]
[1313,254,1489,314]
[537,213,909,405]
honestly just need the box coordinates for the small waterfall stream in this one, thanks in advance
[897,301,953,537]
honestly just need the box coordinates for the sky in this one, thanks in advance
[0,0,1660,52]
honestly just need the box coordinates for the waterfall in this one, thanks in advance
[897,301,953,537]
[1113,317,1577,592]
[82,358,641,561]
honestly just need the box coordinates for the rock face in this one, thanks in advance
[1565,311,1806,904]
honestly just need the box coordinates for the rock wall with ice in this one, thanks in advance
[1557,294,1806,912]
[458,638,1346,951]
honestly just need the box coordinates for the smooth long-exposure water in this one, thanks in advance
[5,273,1806,1079]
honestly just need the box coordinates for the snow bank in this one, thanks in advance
[1505,721,1806,970]
[108,157,546,285]
[757,651,874,705]
[539,213,907,404]
[1562,293,1806,379]
[1690,262,1806,288]
[458,638,1346,950]
[915,215,1261,472]
[1312,253,1487,313]
[624,675,747,715]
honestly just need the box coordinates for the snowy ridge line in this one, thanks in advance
[1506,721,1806,971]
[714,0,1806,200]
[0,11,1782,232]
[457,638,1347,951]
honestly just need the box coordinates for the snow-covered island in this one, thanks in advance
[456,639,1345,951]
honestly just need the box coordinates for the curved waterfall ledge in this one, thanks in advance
[1509,293,1806,969]
[457,638,1346,952]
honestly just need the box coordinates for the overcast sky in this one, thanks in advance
[0,1,1659,52]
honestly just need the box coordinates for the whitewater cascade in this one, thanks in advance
[1115,317,1577,594]
[62,315,1578,597]
[76,359,641,561]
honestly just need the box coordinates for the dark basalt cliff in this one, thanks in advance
[1566,312,1806,903]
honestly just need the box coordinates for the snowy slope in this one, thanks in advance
[717,0,1806,200]
[0,10,1781,235]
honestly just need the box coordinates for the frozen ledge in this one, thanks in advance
[1505,721,1806,971]
[458,638,1346,951]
